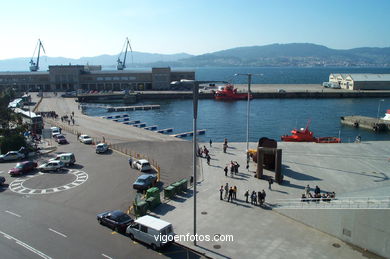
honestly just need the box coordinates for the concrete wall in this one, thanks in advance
[277,208,390,258]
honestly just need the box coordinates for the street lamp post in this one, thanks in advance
[234,73,253,167]
[377,99,385,121]
[180,79,227,246]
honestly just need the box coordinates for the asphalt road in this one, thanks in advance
[0,131,204,259]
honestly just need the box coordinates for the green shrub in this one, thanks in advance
[0,134,27,154]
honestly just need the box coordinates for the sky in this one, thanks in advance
[1,0,390,59]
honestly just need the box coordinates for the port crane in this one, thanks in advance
[29,39,46,72]
[117,37,133,70]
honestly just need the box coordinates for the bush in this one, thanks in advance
[0,134,27,154]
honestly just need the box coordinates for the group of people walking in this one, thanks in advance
[223,161,240,177]
[220,183,238,202]
[245,190,266,206]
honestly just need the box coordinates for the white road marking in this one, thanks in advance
[48,228,67,238]
[0,230,52,259]
[5,210,21,218]
[102,254,113,259]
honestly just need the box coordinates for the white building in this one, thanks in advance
[328,73,390,90]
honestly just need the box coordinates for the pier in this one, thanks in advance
[122,120,141,125]
[104,114,129,119]
[340,116,390,132]
[171,129,206,138]
[107,105,160,112]
[144,125,158,130]
[132,123,146,128]
[155,128,174,134]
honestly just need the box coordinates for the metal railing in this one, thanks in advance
[274,196,390,209]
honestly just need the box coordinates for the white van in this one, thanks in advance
[51,127,60,137]
[50,153,76,166]
[126,215,174,250]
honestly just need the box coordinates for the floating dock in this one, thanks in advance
[104,114,129,119]
[122,120,141,125]
[132,123,146,128]
[144,125,158,130]
[107,105,160,112]
[155,128,174,134]
[340,116,390,132]
[171,129,206,138]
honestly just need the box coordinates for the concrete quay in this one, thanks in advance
[341,115,390,132]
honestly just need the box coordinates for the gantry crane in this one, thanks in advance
[117,37,133,70]
[29,39,46,72]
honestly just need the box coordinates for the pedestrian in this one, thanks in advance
[219,186,224,200]
[268,178,273,190]
[224,166,228,177]
[262,190,266,204]
[258,191,263,205]
[244,190,249,203]
[314,185,321,197]
[223,143,228,153]
[72,111,74,116]
[250,191,254,204]
[230,161,234,176]
[305,184,310,196]
[206,154,211,165]
[224,138,228,146]
[209,139,212,147]
[72,118,75,125]
[102,136,105,143]
[234,161,240,174]
[228,187,233,202]
[233,186,237,200]
[224,183,229,199]
[128,156,133,168]
[252,191,257,205]
[68,120,70,125]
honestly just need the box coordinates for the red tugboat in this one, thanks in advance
[281,121,341,143]
[214,84,253,100]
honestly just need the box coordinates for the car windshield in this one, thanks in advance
[117,214,131,222]
[137,178,145,183]
[143,163,150,167]
[15,163,23,168]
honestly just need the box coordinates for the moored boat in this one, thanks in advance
[214,84,252,101]
[382,109,390,121]
[281,121,341,143]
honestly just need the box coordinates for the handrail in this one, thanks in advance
[274,196,390,209]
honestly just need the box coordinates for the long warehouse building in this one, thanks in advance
[329,73,390,90]
[0,65,195,92]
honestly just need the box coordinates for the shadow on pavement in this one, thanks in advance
[151,203,176,216]
[282,165,322,181]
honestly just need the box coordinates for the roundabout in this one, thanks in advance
[9,169,88,195]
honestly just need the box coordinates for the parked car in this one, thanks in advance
[50,153,75,166]
[79,134,93,144]
[9,161,38,176]
[38,160,65,172]
[277,89,286,93]
[0,151,25,162]
[132,159,152,172]
[133,174,157,191]
[0,176,5,185]
[97,210,133,233]
[54,134,68,144]
[51,127,61,137]
[126,215,174,250]
[96,143,109,154]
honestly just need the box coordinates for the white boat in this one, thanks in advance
[382,109,390,121]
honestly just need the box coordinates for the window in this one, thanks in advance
[140,225,148,233]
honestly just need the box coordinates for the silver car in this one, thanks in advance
[38,160,65,172]
[0,151,25,162]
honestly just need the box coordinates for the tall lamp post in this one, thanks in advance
[180,79,227,245]
[234,73,255,169]
[377,99,385,122]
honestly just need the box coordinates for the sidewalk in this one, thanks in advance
[150,141,390,259]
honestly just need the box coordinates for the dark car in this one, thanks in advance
[133,174,157,191]
[9,161,38,176]
[97,210,133,233]
[55,134,68,144]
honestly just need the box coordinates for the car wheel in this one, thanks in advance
[151,244,157,250]
[98,219,102,224]
[56,168,60,172]
[129,233,134,240]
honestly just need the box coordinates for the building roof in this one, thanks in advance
[347,74,390,82]
[0,71,48,76]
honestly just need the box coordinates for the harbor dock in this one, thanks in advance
[341,116,390,131]
[171,129,206,138]
[107,105,160,112]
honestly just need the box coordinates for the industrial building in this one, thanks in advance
[0,65,195,92]
[328,73,390,90]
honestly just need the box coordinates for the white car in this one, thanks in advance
[51,127,61,137]
[79,134,93,144]
[132,159,152,172]
[96,143,109,154]
[0,151,25,162]
[38,160,65,172]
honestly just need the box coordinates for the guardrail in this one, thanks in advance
[274,196,390,209]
